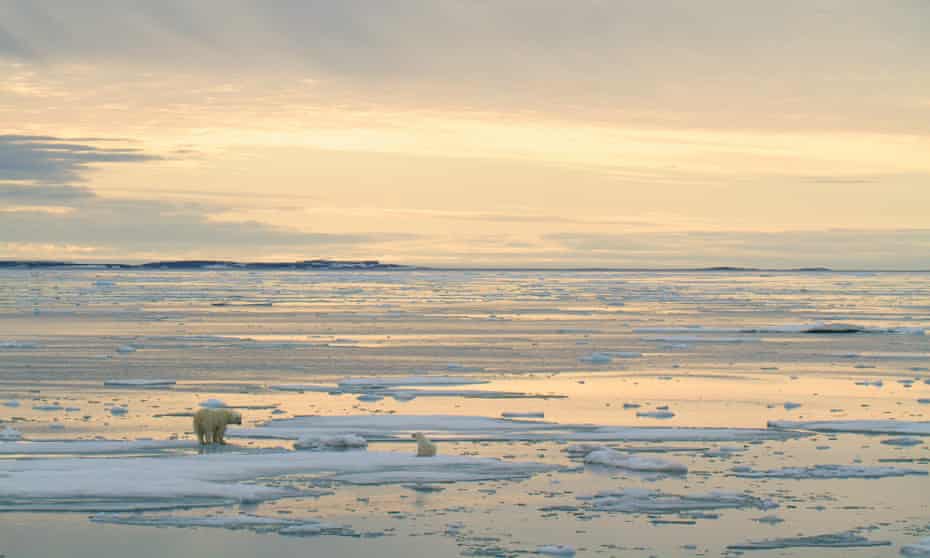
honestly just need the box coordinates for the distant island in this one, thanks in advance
[0,259,411,270]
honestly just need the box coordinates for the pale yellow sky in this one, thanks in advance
[1,1,929,267]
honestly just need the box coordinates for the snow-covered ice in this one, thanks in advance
[768,420,930,436]
[731,464,927,479]
[579,488,774,513]
[583,448,688,474]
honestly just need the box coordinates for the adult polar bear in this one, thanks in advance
[193,408,242,445]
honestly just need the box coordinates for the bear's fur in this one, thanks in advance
[193,408,242,445]
[411,432,436,457]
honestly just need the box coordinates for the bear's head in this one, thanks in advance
[226,410,242,425]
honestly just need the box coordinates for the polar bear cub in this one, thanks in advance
[412,432,437,457]
[193,408,242,445]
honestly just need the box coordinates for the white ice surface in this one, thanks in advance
[583,448,688,474]
[337,376,489,388]
[0,449,551,511]
[579,488,773,513]
[731,464,927,479]
[294,434,368,450]
[902,538,930,557]
[768,420,930,436]
[0,427,22,441]
[536,545,576,556]
[104,379,177,387]
[0,439,199,455]
[231,414,805,443]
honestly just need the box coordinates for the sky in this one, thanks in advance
[1,1,929,268]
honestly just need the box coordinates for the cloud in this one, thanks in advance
[0,134,158,184]
[0,183,95,203]
[0,133,407,259]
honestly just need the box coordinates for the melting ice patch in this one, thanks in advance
[0,449,551,511]
[579,488,774,514]
[232,414,806,443]
[902,537,930,557]
[583,448,688,474]
[731,464,927,479]
[90,513,353,537]
[768,420,930,436]
[104,379,176,387]
[0,439,199,455]
[727,532,891,550]
[294,434,368,451]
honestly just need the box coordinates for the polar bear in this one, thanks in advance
[411,432,436,457]
[193,408,241,445]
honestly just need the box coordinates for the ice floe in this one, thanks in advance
[768,420,930,436]
[0,449,551,511]
[0,427,22,441]
[338,376,489,388]
[90,513,350,536]
[294,434,368,451]
[583,448,688,474]
[232,414,805,443]
[536,545,576,556]
[902,537,930,557]
[104,379,176,387]
[579,488,774,513]
[731,464,927,479]
[501,412,545,418]
[0,341,39,349]
[0,439,199,455]
[728,532,891,550]
[635,322,925,335]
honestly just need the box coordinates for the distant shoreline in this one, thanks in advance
[0,260,928,273]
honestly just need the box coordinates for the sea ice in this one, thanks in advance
[0,449,551,511]
[0,427,22,441]
[583,448,688,474]
[579,488,773,513]
[104,379,176,387]
[501,412,545,418]
[0,439,199,455]
[294,434,368,451]
[728,532,891,550]
[199,398,228,408]
[731,464,927,479]
[768,420,930,436]
[637,410,675,419]
[901,537,930,557]
[232,414,804,443]
[536,545,576,556]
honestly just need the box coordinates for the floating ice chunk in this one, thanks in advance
[753,515,784,524]
[0,439,199,455]
[199,398,228,408]
[501,412,545,418]
[294,434,368,451]
[110,406,129,415]
[0,427,23,441]
[392,392,417,401]
[0,450,551,511]
[855,379,883,386]
[338,376,488,388]
[357,394,384,402]
[234,414,803,443]
[0,341,39,349]
[580,488,772,513]
[731,464,927,479]
[536,545,576,556]
[918,399,930,405]
[579,352,613,364]
[91,512,345,536]
[768,420,930,436]
[902,537,930,557]
[3,400,19,407]
[728,532,891,550]
[622,403,641,409]
[32,404,63,411]
[104,379,176,387]
[637,410,675,419]
[116,345,137,354]
[584,449,687,474]
[783,402,802,410]
[882,437,923,447]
